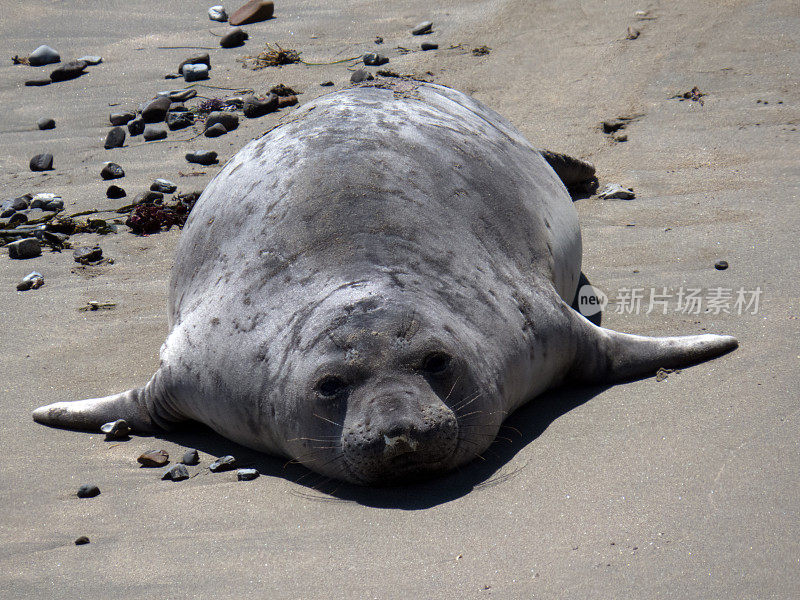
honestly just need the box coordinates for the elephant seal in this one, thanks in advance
[33,80,737,485]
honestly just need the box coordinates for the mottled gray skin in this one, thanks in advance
[33,81,737,485]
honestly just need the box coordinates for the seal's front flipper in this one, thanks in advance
[539,149,598,198]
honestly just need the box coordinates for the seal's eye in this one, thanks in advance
[316,375,346,398]
[421,352,451,375]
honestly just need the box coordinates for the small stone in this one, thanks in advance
[168,103,187,113]
[30,193,60,209]
[16,271,44,291]
[107,184,126,198]
[421,42,438,51]
[237,468,259,481]
[8,238,41,260]
[602,119,627,134]
[143,125,168,141]
[178,54,211,74]
[28,45,60,66]
[104,127,126,149]
[29,153,54,171]
[8,195,32,212]
[350,69,373,83]
[137,449,169,467]
[363,52,388,66]
[220,28,249,49]
[100,419,131,440]
[411,21,433,35]
[73,245,103,264]
[270,84,297,97]
[110,111,135,126]
[101,162,125,180]
[613,133,628,142]
[141,96,171,123]
[50,60,88,82]
[714,260,729,270]
[151,179,177,193]
[25,79,52,87]
[205,111,239,132]
[37,117,56,130]
[229,0,274,26]
[209,5,228,22]
[186,150,218,165]
[181,449,200,465]
[320,81,334,87]
[209,455,237,472]
[183,63,209,82]
[134,191,164,205]
[74,536,90,545]
[44,199,63,211]
[127,118,145,136]
[77,55,103,65]
[598,183,635,200]
[243,94,278,118]
[77,484,100,498]
[167,89,197,102]
[205,123,227,137]
[2,213,28,227]
[277,95,298,108]
[166,111,195,131]
[162,464,190,481]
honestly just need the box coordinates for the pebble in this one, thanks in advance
[206,111,239,132]
[277,95,298,108]
[104,127,126,149]
[237,468,259,481]
[421,42,438,51]
[7,195,31,212]
[412,21,433,35]
[181,449,200,465]
[186,150,218,165]
[715,260,729,270]
[350,69,374,83]
[141,96,171,123]
[37,117,56,130]
[73,245,103,264]
[8,238,41,259]
[243,94,278,118]
[162,464,190,481]
[204,123,228,137]
[77,484,100,498]
[137,449,169,467]
[16,271,44,291]
[109,111,135,126]
[30,193,60,209]
[613,133,628,142]
[229,0,274,26]
[597,183,636,200]
[28,45,60,66]
[74,536,90,545]
[167,89,197,102]
[220,28,249,49]
[29,153,54,171]
[151,179,177,193]
[209,455,237,472]
[166,111,194,131]
[134,191,164,205]
[50,60,88,82]
[208,5,228,22]
[183,63,209,82]
[101,162,125,180]
[320,81,334,87]
[168,103,187,113]
[127,118,145,136]
[143,125,168,141]
[363,52,388,66]
[106,185,126,199]
[100,419,131,440]
[178,54,210,74]
[77,55,103,65]
[1,213,28,228]
[44,198,63,211]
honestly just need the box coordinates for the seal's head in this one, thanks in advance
[274,285,501,485]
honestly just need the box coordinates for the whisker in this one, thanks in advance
[312,413,343,427]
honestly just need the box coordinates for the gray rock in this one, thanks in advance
[100,419,131,440]
[8,238,41,260]
[137,449,169,467]
[166,111,194,131]
[50,60,88,82]
[110,111,135,126]
[209,455,236,472]
[77,55,103,65]
[28,45,60,66]
[363,52,388,66]
[29,153,54,171]
[183,63,209,82]
[77,484,100,498]
[350,69,373,83]
[237,468,260,481]
[181,449,199,465]
[143,125,167,141]
[208,5,228,22]
[73,245,103,264]
[168,103,187,113]
[104,127,125,149]
[220,28,248,48]
[185,150,218,165]
[167,89,198,102]
[0,213,27,228]
[134,191,164,205]
[37,117,55,130]
[44,199,63,211]
[106,185,126,199]
[9,195,32,211]
[30,193,59,209]
[421,42,438,51]
[127,118,145,136]
[162,464,190,481]
[243,93,278,118]
[598,183,635,200]
[101,162,125,180]
[178,54,211,74]
[411,21,433,35]
[141,96,171,123]
[205,111,239,132]
[151,179,177,193]
[204,123,228,137]
[16,271,44,291]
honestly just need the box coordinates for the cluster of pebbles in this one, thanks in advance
[17,44,103,87]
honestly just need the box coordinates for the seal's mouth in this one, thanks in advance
[342,447,456,487]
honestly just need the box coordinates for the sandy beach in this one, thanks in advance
[1,0,797,598]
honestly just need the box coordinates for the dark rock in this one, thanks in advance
[411,21,433,35]
[270,84,297,97]
[16,271,44,291]
[137,449,169,467]
[602,119,627,134]
[363,52,388,66]
[8,238,41,259]
[209,6,228,22]
[237,468,259,481]
[229,0,274,26]
[110,111,135,126]
[151,179,177,193]
[243,94,278,118]
[73,245,103,264]
[166,111,194,131]
[350,69,373,83]
[220,28,249,49]
[143,125,167,141]
[186,150,218,165]
[75,536,90,545]
[209,455,237,472]
[106,185,126,199]
[181,449,200,465]
[205,111,239,132]
[168,103,187,113]
[104,127,125,149]
[134,191,164,205]
[44,199,63,211]
[50,60,88,82]
[76,484,100,499]
[2,213,28,227]
[183,63,209,82]
[421,42,438,51]
[37,117,56,130]
[29,153,54,171]
[141,96,171,123]
[277,95,298,108]
[25,79,52,87]
[8,195,32,212]
[178,54,210,74]
[127,118,145,136]
[167,89,198,102]
[320,81,334,87]
[101,162,125,180]
[100,419,131,440]
[28,45,60,66]
[715,260,729,270]
[204,123,227,137]
[162,464,190,481]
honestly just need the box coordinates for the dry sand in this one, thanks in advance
[1,0,797,598]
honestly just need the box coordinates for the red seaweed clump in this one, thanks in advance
[125,192,200,235]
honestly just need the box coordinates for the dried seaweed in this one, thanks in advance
[239,44,302,70]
